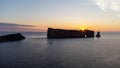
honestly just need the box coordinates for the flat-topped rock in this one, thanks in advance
[0,33,25,42]
[47,28,94,38]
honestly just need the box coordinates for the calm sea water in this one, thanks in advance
[0,32,120,68]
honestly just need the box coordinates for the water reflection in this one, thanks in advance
[0,37,120,68]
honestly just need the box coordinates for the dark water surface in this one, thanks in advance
[0,32,120,68]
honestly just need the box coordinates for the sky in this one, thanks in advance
[0,0,120,32]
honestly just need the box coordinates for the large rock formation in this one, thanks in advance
[47,28,94,38]
[0,33,25,42]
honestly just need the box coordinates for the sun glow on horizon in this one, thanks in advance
[0,0,120,32]
[81,28,86,31]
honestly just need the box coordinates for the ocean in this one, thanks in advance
[0,32,120,68]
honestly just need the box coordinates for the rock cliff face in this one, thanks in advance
[47,28,94,38]
[0,33,25,42]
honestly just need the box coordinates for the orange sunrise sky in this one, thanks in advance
[0,0,120,32]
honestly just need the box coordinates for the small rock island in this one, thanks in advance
[0,33,25,42]
[96,31,101,38]
[47,28,94,38]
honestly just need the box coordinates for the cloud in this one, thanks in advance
[94,0,120,11]
[0,23,35,27]
[0,23,42,32]
[94,0,120,16]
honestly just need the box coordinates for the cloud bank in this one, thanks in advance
[94,0,120,15]
[0,23,41,32]
[0,23,34,27]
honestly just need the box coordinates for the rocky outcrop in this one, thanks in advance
[0,33,25,42]
[96,32,101,38]
[47,28,94,38]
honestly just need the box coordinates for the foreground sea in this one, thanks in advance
[0,32,120,68]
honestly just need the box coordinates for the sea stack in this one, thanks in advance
[0,33,25,42]
[96,32,101,38]
[47,28,94,38]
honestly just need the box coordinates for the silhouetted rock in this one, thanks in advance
[85,30,95,37]
[47,28,94,38]
[0,33,25,42]
[96,32,101,38]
